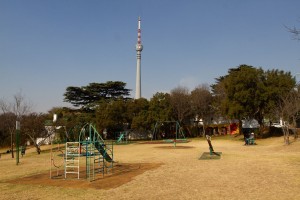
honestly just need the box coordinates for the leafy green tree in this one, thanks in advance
[47,107,94,142]
[148,92,173,123]
[64,81,131,109]
[264,69,296,121]
[95,98,129,138]
[127,98,150,131]
[212,65,295,128]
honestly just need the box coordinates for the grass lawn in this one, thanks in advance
[0,136,300,200]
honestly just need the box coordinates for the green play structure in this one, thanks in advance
[151,121,187,147]
[50,123,114,182]
[78,123,113,181]
[115,131,129,144]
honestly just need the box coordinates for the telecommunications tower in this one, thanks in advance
[135,16,143,99]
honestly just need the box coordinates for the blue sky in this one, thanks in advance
[1,0,300,113]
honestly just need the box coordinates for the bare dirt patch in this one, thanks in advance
[138,140,190,144]
[154,146,194,149]
[6,163,162,190]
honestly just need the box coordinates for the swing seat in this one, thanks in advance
[163,139,174,143]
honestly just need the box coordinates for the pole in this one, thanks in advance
[174,122,178,148]
[50,141,52,178]
[11,130,14,159]
[16,121,20,165]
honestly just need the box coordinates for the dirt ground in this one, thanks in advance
[7,163,162,190]
[1,136,300,200]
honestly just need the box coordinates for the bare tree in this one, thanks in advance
[169,86,192,124]
[0,99,16,158]
[278,87,300,144]
[22,113,49,154]
[190,84,213,135]
[191,84,213,121]
[13,92,32,119]
[285,24,300,40]
[0,112,15,148]
[0,91,32,157]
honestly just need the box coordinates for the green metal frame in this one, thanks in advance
[152,121,186,147]
[78,123,114,181]
[16,121,20,165]
[115,131,129,144]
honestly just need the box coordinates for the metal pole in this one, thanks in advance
[174,122,177,148]
[16,121,20,165]
[11,130,14,159]
[50,141,52,179]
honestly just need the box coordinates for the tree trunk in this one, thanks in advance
[34,144,41,154]
[282,126,290,145]
[238,119,243,135]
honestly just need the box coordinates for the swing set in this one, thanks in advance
[151,121,187,147]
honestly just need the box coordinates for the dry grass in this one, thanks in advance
[1,136,300,200]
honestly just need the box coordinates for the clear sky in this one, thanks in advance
[1,0,300,113]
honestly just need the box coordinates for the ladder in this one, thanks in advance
[64,142,80,179]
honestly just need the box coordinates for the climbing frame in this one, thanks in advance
[64,142,80,179]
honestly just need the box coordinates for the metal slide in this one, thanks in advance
[116,133,125,143]
[79,124,113,162]
[94,141,113,162]
[90,125,113,163]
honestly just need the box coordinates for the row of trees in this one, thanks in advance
[0,93,49,154]
[60,80,214,136]
[1,65,299,151]
[47,65,300,141]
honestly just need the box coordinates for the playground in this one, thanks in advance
[1,135,300,200]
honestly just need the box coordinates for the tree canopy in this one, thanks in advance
[63,81,131,109]
[212,65,296,125]
[1,67,298,148]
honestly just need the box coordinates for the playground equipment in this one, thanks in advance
[152,121,187,147]
[115,131,129,144]
[199,135,221,160]
[50,143,64,178]
[49,123,114,181]
[206,135,219,156]
[12,120,27,165]
[64,142,80,179]
[78,123,114,181]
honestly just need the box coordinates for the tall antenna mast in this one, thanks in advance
[135,16,143,99]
